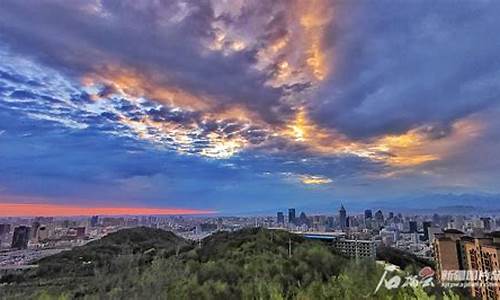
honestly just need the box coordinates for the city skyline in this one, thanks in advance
[1,0,500,215]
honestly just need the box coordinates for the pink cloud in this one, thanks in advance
[0,202,215,217]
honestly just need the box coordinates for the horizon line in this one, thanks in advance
[0,202,216,217]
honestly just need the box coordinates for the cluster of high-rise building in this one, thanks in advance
[277,206,430,239]
[276,205,500,274]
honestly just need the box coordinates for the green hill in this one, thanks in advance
[37,227,190,278]
[0,227,192,298]
[0,228,459,299]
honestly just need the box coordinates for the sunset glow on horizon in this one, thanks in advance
[0,203,215,217]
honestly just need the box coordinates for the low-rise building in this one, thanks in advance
[332,238,376,260]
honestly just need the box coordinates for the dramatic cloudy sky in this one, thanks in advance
[1,0,499,215]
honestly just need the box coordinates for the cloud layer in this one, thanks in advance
[1,0,499,211]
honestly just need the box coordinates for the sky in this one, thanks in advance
[0,0,499,215]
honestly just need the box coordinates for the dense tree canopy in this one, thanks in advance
[0,227,460,299]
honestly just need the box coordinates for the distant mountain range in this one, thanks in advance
[264,193,500,216]
[366,193,500,214]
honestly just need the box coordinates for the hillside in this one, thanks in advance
[0,227,192,298]
[36,227,190,277]
[376,245,434,271]
[1,228,459,299]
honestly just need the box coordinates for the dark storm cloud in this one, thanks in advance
[0,0,287,124]
[312,0,500,139]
